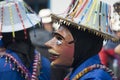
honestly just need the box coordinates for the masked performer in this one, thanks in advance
[0,0,51,80]
[45,0,119,80]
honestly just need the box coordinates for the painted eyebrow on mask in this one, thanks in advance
[52,32,65,40]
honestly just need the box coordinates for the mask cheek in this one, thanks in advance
[60,48,74,66]
[51,55,73,66]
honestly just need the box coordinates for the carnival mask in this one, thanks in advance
[45,26,74,67]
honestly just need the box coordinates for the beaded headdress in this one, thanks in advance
[111,1,120,31]
[51,0,119,42]
[0,0,40,38]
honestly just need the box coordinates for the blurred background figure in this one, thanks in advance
[30,9,54,59]
[39,9,54,32]
[99,1,120,79]
[0,0,51,80]
[115,44,120,55]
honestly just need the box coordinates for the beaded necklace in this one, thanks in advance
[0,49,41,80]
[64,64,117,80]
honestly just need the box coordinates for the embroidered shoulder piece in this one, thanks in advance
[72,64,117,80]
[0,50,41,80]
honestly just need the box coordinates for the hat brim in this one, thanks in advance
[51,14,119,42]
[2,14,40,33]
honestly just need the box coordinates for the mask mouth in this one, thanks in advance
[51,61,70,68]
[48,49,60,61]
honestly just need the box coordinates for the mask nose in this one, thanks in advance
[45,38,55,48]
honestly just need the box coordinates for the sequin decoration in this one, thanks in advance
[0,50,41,80]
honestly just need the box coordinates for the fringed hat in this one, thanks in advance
[111,1,120,31]
[0,0,40,34]
[51,0,119,42]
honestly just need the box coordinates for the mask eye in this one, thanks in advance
[52,32,64,45]
[56,40,62,45]
[52,32,63,40]
[55,35,63,45]
[56,35,62,40]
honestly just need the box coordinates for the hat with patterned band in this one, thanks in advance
[0,0,40,33]
[51,0,119,42]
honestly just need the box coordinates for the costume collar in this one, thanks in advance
[70,54,101,79]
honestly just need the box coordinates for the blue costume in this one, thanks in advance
[69,55,113,80]
[0,40,51,80]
